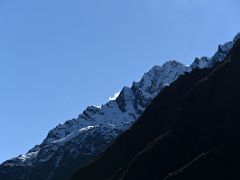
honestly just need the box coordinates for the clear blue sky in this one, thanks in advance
[0,0,240,163]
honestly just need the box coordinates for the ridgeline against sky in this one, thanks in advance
[0,0,240,163]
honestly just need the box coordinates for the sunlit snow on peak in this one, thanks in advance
[93,105,102,109]
[108,92,120,101]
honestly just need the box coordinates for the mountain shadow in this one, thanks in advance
[72,39,240,180]
[71,38,240,180]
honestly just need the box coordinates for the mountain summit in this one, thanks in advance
[0,33,239,180]
[72,37,240,180]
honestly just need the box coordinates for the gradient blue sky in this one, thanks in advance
[0,0,240,163]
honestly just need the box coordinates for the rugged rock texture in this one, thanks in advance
[1,33,239,180]
[0,61,191,180]
[72,38,240,180]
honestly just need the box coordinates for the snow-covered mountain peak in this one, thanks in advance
[4,58,191,170]
[191,57,211,69]
[1,33,239,180]
[132,60,190,100]
[162,60,185,68]
[191,33,239,69]
[211,33,239,63]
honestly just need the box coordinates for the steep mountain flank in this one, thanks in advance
[1,34,239,180]
[72,38,240,180]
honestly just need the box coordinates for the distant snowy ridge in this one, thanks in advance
[0,33,239,180]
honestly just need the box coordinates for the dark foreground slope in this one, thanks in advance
[71,69,214,180]
[72,39,240,180]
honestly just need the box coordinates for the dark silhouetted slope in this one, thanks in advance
[1,33,238,180]
[72,39,240,180]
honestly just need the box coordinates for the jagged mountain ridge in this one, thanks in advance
[0,33,239,180]
[0,61,191,180]
[117,36,240,180]
[71,36,240,180]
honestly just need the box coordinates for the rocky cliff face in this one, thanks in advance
[71,36,240,180]
[0,33,239,180]
[120,37,240,180]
